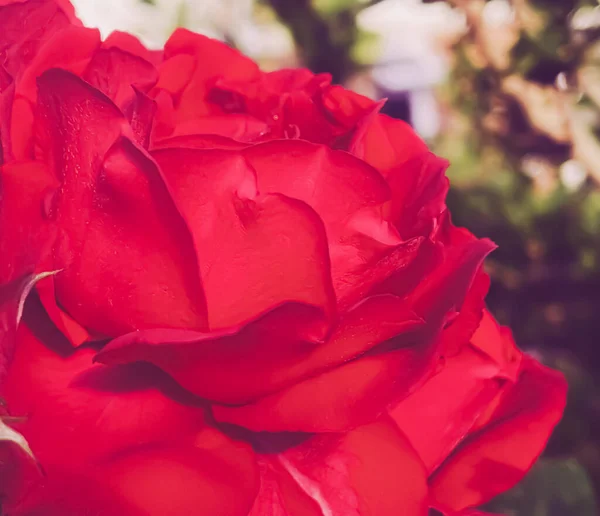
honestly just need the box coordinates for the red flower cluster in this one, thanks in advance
[0,1,566,514]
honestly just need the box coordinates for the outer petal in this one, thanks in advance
[389,302,522,474]
[2,322,206,473]
[125,88,157,148]
[429,356,567,513]
[386,152,450,239]
[249,458,322,516]
[249,419,429,516]
[349,112,429,175]
[0,272,58,381]
[11,428,259,516]
[209,70,338,143]
[2,307,258,516]
[157,28,259,121]
[151,133,249,152]
[0,158,89,345]
[389,343,511,474]
[0,0,79,79]
[469,310,520,378]
[96,295,423,404]
[168,114,269,141]
[319,84,376,130]
[212,344,435,432]
[212,234,494,432]
[0,161,57,283]
[0,0,72,162]
[103,30,162,66]
[0,274,47,508]
[83,46,158,109]
[241,140,421,307]
[16,26,100,103]
[36,69,207,337]
[10,25,100,160]
[0,419,42,512]
[241,140,390,229]
[388,233,496,323]
[0,67,13,163]
[152,147,336,331]
[437,271,491,357]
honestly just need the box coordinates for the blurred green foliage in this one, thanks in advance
[262,0,381,81]
[433,0,600,512]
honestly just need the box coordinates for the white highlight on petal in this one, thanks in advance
[277,455,334,516]
[15,270,62,326]
[0,419,36,462]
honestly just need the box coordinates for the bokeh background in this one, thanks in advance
[70,0,600,513]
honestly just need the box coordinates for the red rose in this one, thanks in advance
[0,1,566,514]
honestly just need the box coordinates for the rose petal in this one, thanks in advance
[279,90,340,143]
[103,30,162,66]
[249,458,322,515]
[319,84,376,129]
[250,419,428,515]
[349,112,429,175]
[1,322,206,473]
[390,309,522,476]
[36,69,207,336]
[18,26,100,103]
[386,152,450,239]
[152,147,336,331]
[0,66,14,163]
[470,310,520,378]
[0,161,57,282]
[241,140,416,305]
[212,235,494,432]
[153,53,195,98]
[429,356,567,513]
[96,294,422,404]
[6,24,101,160]
[159,28,259,120]
[0,271,47,508]
[0,271,58,381]
[438,271,490,357]
[83,46,158,109]
[125,88,156,148]
[169,113,269,141]
[10,428,258,516]
[0,419,42,510]
[35,278,90,346]
[0,160,90,344]
[152,133,249,151]
[390,344,509,474]
[333,235,424,311]
[242,140,390,227]
[212,341,435,433]
[211,70,352,144]
[0,0,79,79]
[396,237,496,323]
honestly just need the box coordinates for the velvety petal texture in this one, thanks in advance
[0,2,566,515]
[249,419,429,516]
[391,311,567,514]
[36,69,208,338]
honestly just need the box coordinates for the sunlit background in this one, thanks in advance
[70,0,600,513]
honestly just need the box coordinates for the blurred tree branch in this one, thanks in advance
[265,0,357,83]
[443,0,600,183]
